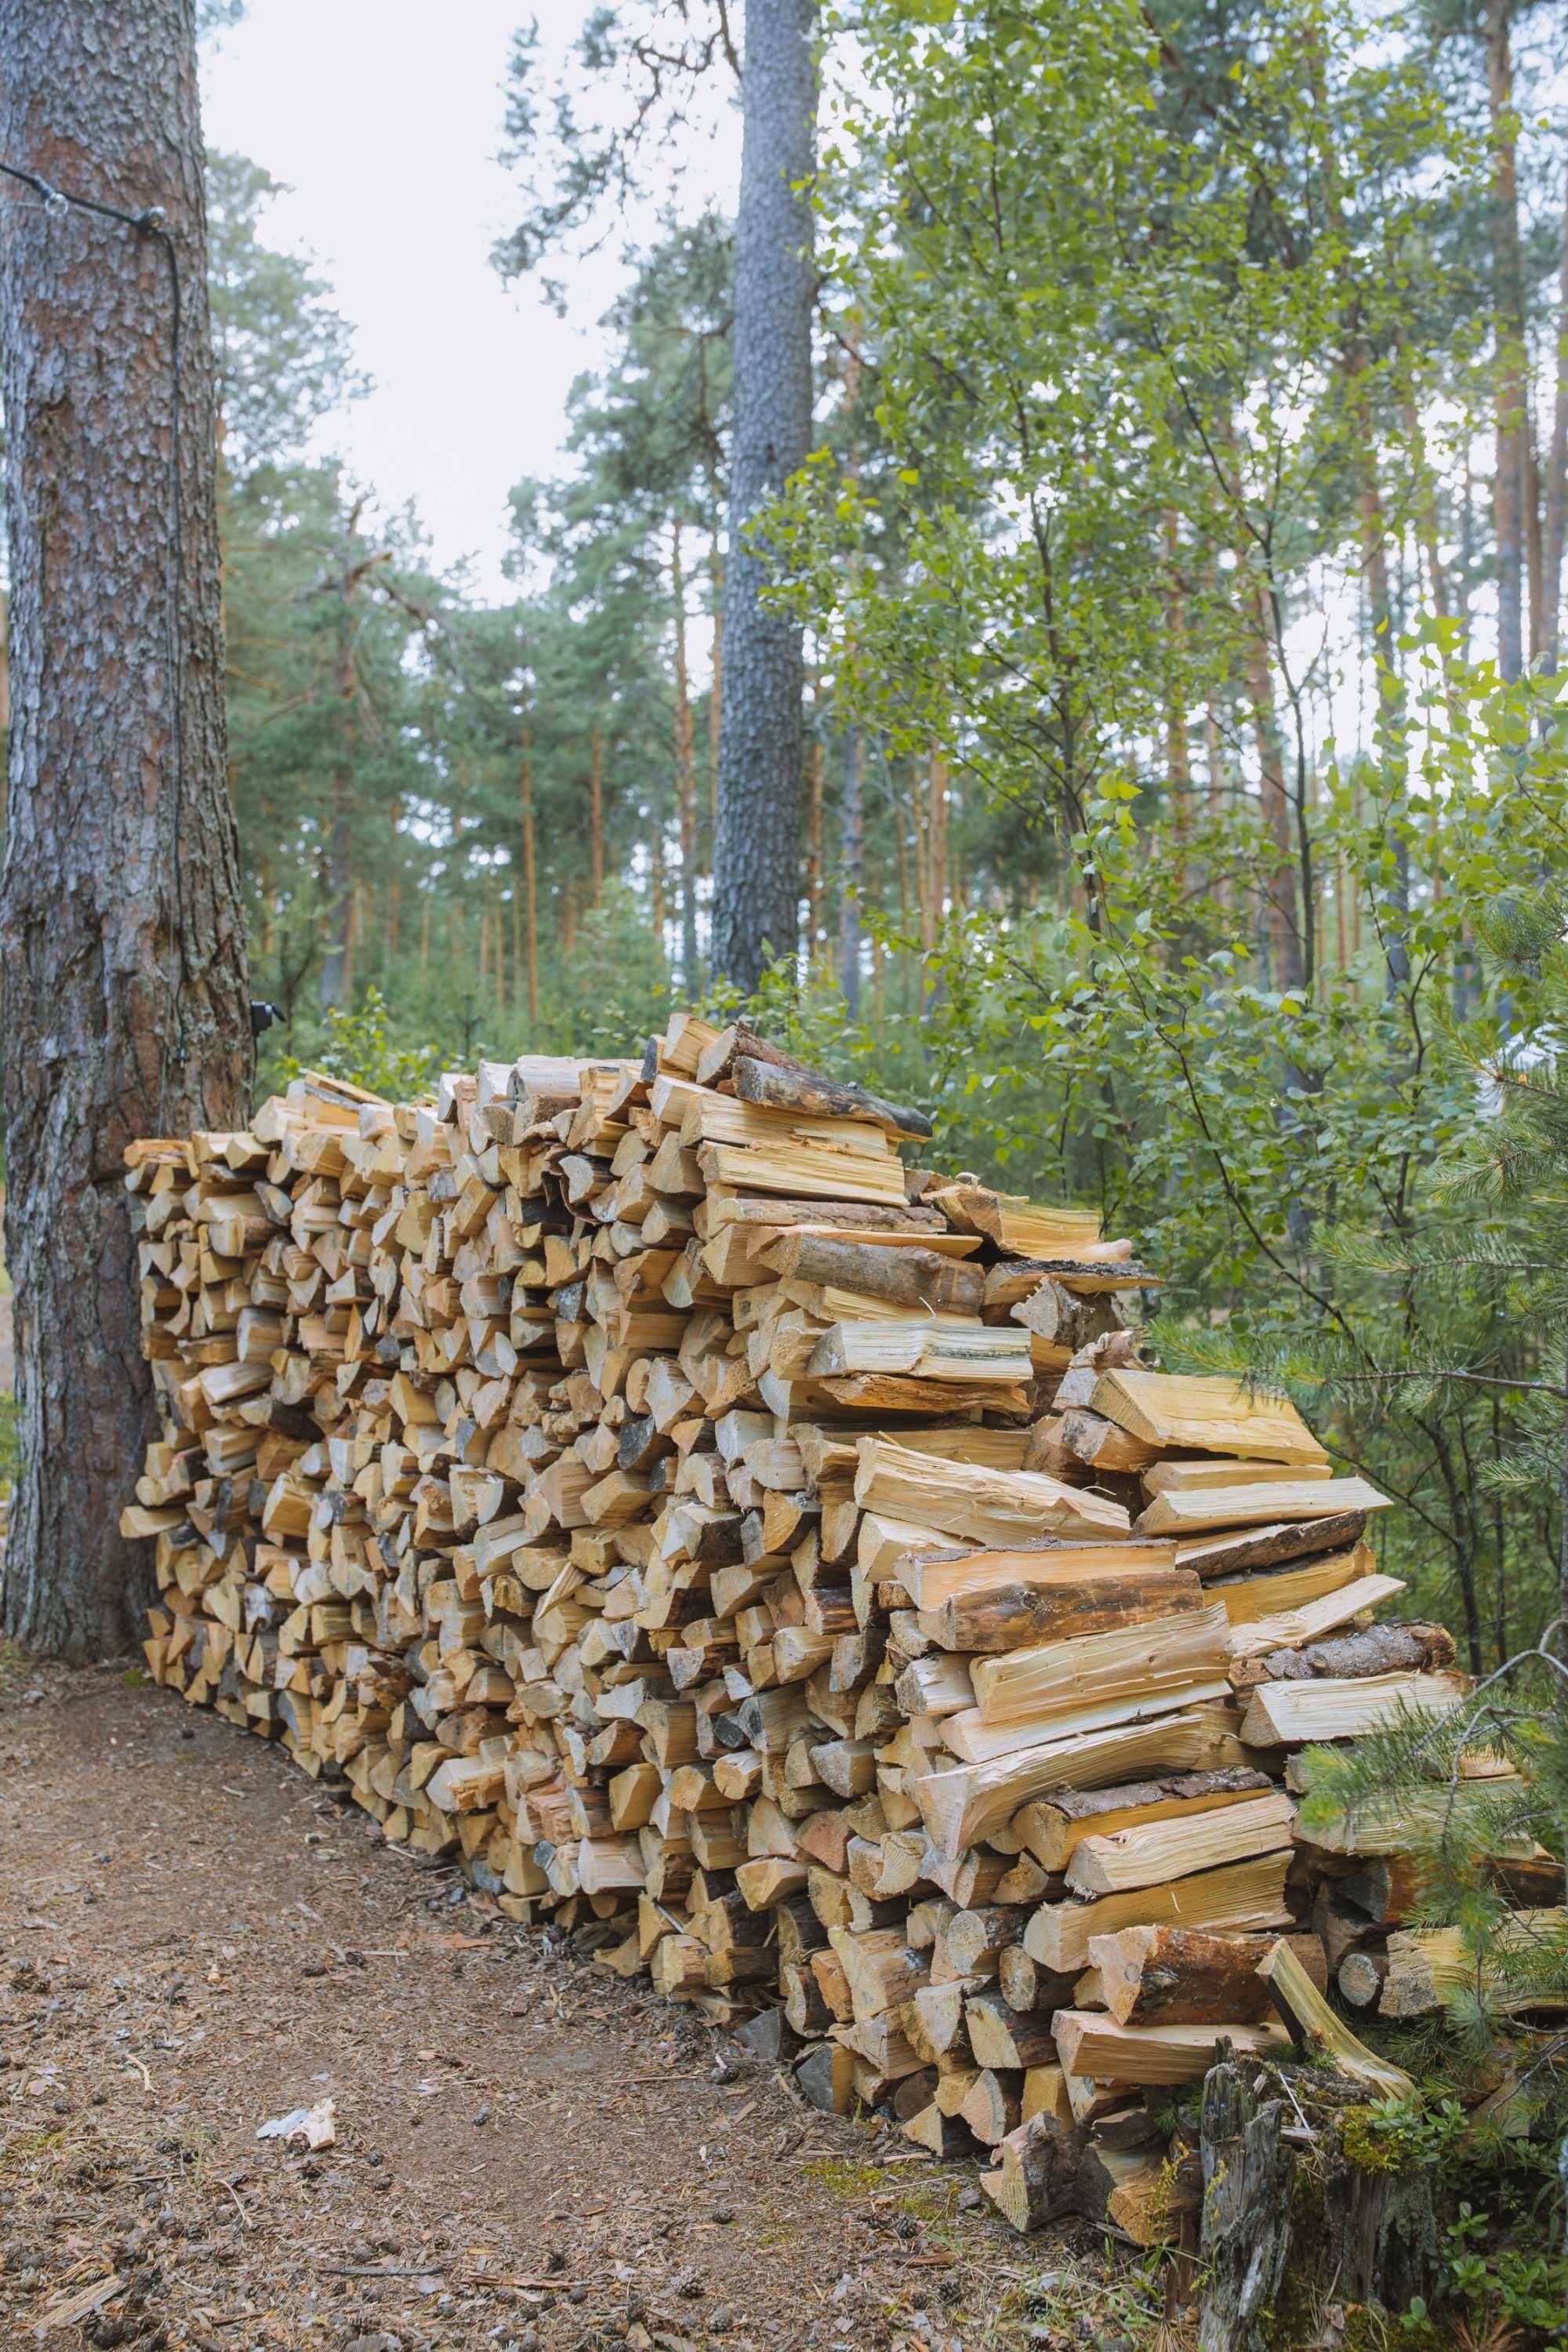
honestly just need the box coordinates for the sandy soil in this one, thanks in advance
[0,1660,1154,2352]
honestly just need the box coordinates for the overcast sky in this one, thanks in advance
[200,1,739,601]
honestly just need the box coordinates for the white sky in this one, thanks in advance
[200,1,739,601]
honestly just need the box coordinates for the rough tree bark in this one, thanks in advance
[710,0,816,998]
[0,0,252,1660]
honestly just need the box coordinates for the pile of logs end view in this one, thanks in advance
[122,1012,1557,2244]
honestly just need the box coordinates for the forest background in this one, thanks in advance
[9,0,1568,1686]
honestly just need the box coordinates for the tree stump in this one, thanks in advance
[1199,2056,1442,2347]
[1198,2056,1294,2352]
[1320,2112,1441,2312]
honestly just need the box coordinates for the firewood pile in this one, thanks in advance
[121,1011,1539,2241]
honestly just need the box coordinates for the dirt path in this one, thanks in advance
[0,1662,1145,2352]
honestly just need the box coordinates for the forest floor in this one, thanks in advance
[0,1656,1167,2352]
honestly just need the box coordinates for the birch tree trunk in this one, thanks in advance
[0,0,251,1660]
[1541,160,1568,667]
[1484,0,1528,682]
[710,0,816,996]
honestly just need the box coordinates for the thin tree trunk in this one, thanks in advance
[344,880,360,1001]
[838,726,863,1017]
[709,525,723,841]
[589,721,605,904]
[387,811,401,960]
[1398,387,1451,624]
[521,703,539,1024]
[319,572,357,1011]
[1243,614,1301,991]
[0,0,251,1660]
[648,808,666,942]
[1163,509,1191,869]
[1359,466,1412,992]
[1484,0,1528,682]
[1335,844,1348,974]
[1527,423,1545,663]
[1459,461,1476,657]
[805,727,823,959]
[1542,159,1568,666]
[924,745,949,1006]
[671,519,699,986]
[710,0,816,994]
[1203,701,1227,914]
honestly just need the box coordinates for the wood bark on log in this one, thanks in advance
[1234,1622,1454,1689]
[763,1229,982,1310]
[920,1570,1205,1654]
[0,0,252,1657]
[1090,1926,1283,2026]
[731,1051,934,1142]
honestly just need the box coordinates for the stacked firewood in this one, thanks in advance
[122,1012,1545,2240]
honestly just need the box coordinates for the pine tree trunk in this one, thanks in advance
[0,0,251,1661]
[710,0,816,996]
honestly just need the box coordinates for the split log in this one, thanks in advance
[920,1570,1204,1654]
[981,2114,1115,2234]
[1063,1791,1295,1896]
[1089,1926,1283,2027]
[1014,1766,1273,1873]
[1257,1938,1414,2096]
[1054,2008,1290,2084]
